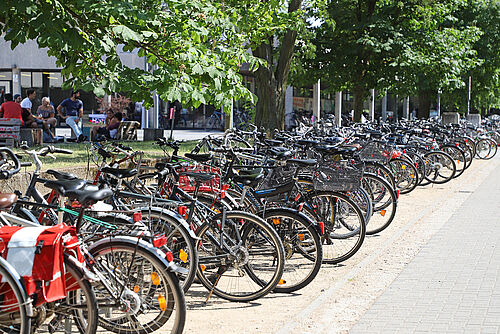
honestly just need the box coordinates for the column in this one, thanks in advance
[368,89,375,121]
[313,79,320,125]
[381,91,387,122]
[12,67,21,96]
[403,97,410,119]
[335,91,342,127]
[229,99,234,129]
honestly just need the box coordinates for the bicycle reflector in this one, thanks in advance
[166,251,174,263]
[153,235,168,248]
[133,212,142,222]
[318,221,325,235]
[222,184,230,191]
[178,206,187,216]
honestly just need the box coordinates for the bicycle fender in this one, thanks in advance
[136,207,199,240]
[88,236,189,275]
[0,257,34,317]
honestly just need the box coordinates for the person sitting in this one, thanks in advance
[91,109,114,140]
[94,112,123,140]
[57,90,87,142]
[0,93,24,125]
[36,97,57,138]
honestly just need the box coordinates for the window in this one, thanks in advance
[21,72,31,87]
[48,72,63,87]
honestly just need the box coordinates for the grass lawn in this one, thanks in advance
[14,141,198,170]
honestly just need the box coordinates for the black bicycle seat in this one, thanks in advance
[65,186,114,205]
[286,159,317,167]
[43,178,88,195]
[179,172,215,182]
[325,136,345,144]
[184,153,212,163]
[331,146,358,155]
[264,139,283,146]
[268,147,293,160]
[101,167,138,179]
[297,139,320,146]
[46,169,78,180]
[314,145,339,153]
[233,168,265,186]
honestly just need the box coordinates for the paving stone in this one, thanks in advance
[349,161,500,334]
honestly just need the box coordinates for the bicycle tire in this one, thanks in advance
[261,209,323,293]
[361,173,398,235]
[90,240,186,334]
[0,257,31,334]
[422,151,456,184]
[195,211,285,302]
[388,158,419,194]
[302,191,366,264]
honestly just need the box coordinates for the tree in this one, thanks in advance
[294,0,482,120]
[225,0,307,131]
[0,0,258,109]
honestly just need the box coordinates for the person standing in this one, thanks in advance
[57,90,87,142]
[20,89,36,113]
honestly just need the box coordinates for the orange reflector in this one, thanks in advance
[278,279,286,285]
[410,174,415,179]
[179,249,188,263]
[133,285,140,293]
[200,265,206,271]
[272,218,281,225]
[158,295,167,311]
[298,234,305,241]
[151,272,161,285]
[380,210,386,217]
[401,165,406,170]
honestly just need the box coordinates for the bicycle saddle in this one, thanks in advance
[46,169,78,180]
[43,178,88,195]
[65,187,114,205]
[264,139,283,146]
[330,146,358,155]
[184,153,212,163]
[179,172,215,182]
[314,144,339,153]
[101,167,138,179]
[0,193,17,209]
[286,159,317,167]
[324,136,345,144]
[232,168,265,186]
[268,147,293,160]
[297,139,320,146]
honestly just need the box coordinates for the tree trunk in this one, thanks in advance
[253,0,303,132]
[353,85,365,122]
[417,89,433,119]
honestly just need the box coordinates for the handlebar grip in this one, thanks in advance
[21,162,32,167]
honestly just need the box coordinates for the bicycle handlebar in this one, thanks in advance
[0,148,21,180]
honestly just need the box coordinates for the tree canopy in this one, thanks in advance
[0,0,258,109]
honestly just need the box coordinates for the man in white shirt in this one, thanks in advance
[20,89,36,112]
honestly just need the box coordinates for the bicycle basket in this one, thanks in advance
[357,142,390,163]
[176,164,222,192]
[313,162,364,192]
[257,165,297,190]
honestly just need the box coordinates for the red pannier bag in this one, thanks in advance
[0,224,83,306]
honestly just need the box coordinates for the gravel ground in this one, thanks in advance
[177,156,499,334]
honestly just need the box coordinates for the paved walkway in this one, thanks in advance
[350,161,500,333]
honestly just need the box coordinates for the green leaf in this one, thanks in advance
[112,25,143,42]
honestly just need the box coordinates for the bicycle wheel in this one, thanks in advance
[422,151,456,184]
[363,162,397,191]
[140,208,198,293]
[484,138,498,159]
[90,240,186,334]
[475,138,491,159]
[0,257,31,334]
[388,158,419,194]
[37,259,98,334]
[302,191,366,264]
[361,173,398,235]
[196,211,285,302]
[441,145,466,178]
[404,151,426,186]
[262,209,323,293]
